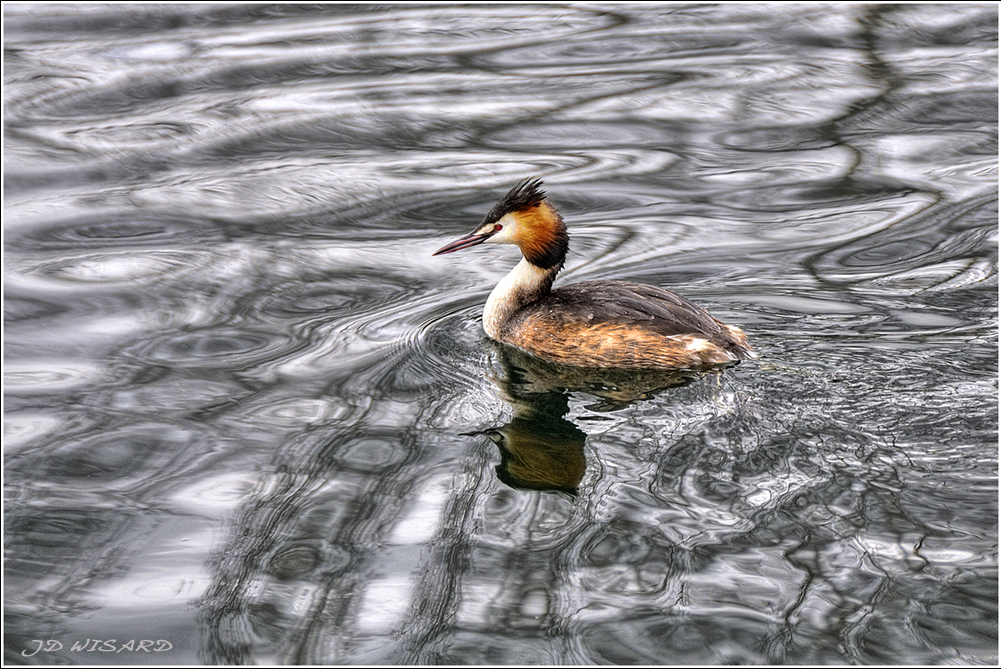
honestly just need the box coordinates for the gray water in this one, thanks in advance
[4,4,997,665]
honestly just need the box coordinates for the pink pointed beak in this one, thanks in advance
[433,231,493,256]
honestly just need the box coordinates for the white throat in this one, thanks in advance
[482,257,557,340]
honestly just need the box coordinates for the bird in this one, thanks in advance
[433,178,753,370]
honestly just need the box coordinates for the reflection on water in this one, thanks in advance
[481,379,588,494]
[4,3,997,666]
[478,346,705,493]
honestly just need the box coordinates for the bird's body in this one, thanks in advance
[434,179,753,370]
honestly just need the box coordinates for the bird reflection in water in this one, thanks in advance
[479,385,586,493]
[476,343,717,493]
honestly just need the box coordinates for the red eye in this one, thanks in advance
[494,224,503,231]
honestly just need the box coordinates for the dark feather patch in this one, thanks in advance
[505,280,752,360]
[533,281,722,336]
[481,177,547,225]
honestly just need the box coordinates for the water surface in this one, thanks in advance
[4,4,997,665]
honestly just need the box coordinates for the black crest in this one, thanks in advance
[482,177,547,225]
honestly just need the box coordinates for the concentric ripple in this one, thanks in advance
[124,327,298,370]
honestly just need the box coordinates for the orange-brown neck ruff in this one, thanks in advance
[510,201,569,271]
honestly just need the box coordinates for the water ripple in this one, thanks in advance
[5,213,217,250]
[124,327,298,370]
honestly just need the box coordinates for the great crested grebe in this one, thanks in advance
[433,178,753,370]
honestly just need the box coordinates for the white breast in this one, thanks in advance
[482,258,555,340]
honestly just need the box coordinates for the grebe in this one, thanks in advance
[433,178,753,370]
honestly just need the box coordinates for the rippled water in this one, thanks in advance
[4,4,997,665]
